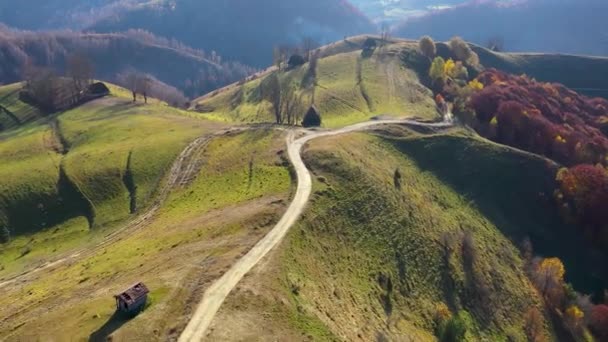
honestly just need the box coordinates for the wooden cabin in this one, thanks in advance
[115,282,149,315]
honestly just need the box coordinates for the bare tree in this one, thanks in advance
[302,37,318,61]
[66,53,94,94]
[486,36,505,52]
[380,23,391,50]
[136,75,151,104]
[263,73,282,124]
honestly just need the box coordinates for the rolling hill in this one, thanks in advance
[88,0,376,67]
[193,36,608,129]
[0,82,293,340]
[393,0,608,57]
[1,35,607,341]
[205,125,607,340]
[0,27,255,99]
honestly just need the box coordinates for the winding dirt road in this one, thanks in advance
[178,118,452,342]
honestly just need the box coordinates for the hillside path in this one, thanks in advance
[178,118,453,342]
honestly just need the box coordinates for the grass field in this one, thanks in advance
[192,40,439,128]
[0,82,44,130]
[0,129,293,341]
[203,126,603,341]
[0,83,224,279]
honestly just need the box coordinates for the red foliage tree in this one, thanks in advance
[468,69,608,167]
[557,165,608,245]
[589,304,608,341]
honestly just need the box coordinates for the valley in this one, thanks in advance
[0,13,607,340]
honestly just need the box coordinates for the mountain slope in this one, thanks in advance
[394,0,608,57]
[0,28,255,98]
[203,125,608,340]
[89,0,376,67]
[0,1,146,29]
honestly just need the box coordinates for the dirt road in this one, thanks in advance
[178,118,452,342]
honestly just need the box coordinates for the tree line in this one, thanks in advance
[0,26,256,99]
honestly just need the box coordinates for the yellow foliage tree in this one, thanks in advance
[540,258,565,281]
[468,79,484,91]
[564,305,585,332]
[534,257,566,306]
[429,56,446,83]
[444,58,456,77]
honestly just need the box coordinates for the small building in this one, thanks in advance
[302,105,322,128]
[115,282,149,315]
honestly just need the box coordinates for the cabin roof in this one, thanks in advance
[115,282,149,305]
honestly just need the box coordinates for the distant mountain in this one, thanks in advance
[0,1,144,29]
[88,0,376,66]
[394,0,608,56]
[0,27,255,99]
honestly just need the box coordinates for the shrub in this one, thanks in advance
[438,310,471,342]
[419,36,436,59]
[287,54,306,68]
[0,226,9,244]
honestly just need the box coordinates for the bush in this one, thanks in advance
[438,310,471,342]
[0,226,9,244]
[419,36,436,59]
[287,54,306,69]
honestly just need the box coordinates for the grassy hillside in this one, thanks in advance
[0,83,224,277]
[206,125,608,341]
[193,39,439,128]
[0,129,293,341]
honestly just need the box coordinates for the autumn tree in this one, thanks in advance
[449,36,480,67]
[532,257,566,307]
[419,36,436,60]
[589,304,608,341]
[564,305,585,334]
[524,307,548,342]
[429,57,447,90]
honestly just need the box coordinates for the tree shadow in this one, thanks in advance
[89,311,130,342]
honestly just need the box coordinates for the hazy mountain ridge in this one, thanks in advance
[394,0,608,56]
[88,0,376,66]
[0,26,255,98]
